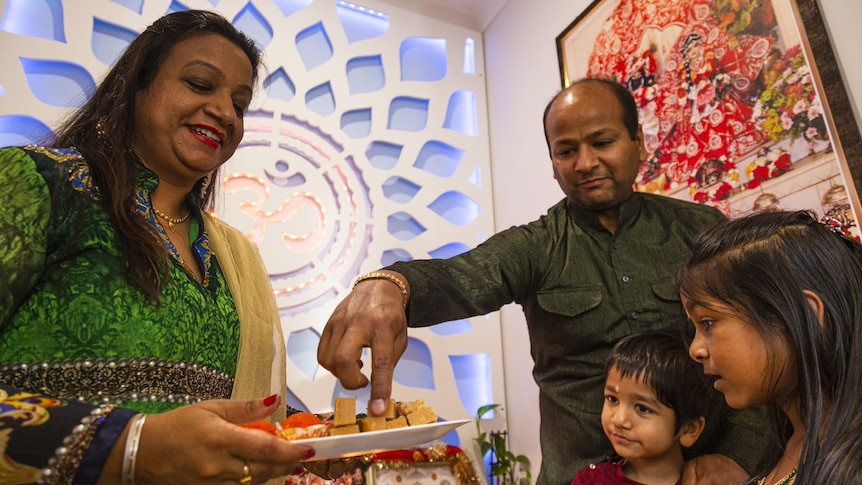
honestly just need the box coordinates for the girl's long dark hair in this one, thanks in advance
[677,210,862,483]
[48,10,262,302]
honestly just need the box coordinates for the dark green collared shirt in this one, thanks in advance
[391,193,766,485]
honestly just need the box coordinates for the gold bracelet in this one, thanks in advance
[353,272,408,309]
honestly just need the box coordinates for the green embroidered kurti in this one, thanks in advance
[391,194,767,485]
[0,146,240,414]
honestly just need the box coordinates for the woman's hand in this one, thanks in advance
[102,395,313,484]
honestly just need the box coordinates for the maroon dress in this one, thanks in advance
[571,457,682,485]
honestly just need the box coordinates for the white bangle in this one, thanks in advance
[122,413,147,485]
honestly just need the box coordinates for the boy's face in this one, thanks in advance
[601,366,683,464]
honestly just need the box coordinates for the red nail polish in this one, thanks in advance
[294,467,306,475]
[304,449,316,460]
[263,394,278,406]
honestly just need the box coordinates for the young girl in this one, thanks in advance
[679,209,862,484]
[572,330,715,485]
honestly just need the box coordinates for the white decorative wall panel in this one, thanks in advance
[0,0,504,453]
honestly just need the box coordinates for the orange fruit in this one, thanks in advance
[240,420,277,435]
[282,412,322,429]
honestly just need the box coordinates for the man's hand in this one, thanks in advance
[681,454,749,485]
[317,271,409,415]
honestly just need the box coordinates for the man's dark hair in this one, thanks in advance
[542,78,639,153]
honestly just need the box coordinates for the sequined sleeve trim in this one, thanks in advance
[37,404,117,485]
[75,407,137,485]
[1,358,234,405]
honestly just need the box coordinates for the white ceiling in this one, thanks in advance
[374,0,509,31]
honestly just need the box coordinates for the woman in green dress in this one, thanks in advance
[0,10,313,484]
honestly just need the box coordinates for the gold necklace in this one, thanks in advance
[153,206,191,232]
[757,468,797,485]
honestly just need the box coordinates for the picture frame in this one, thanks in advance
[364,445,480,485]
[555,0,862,236]
[290,446,480,485]
[368,460,464,485]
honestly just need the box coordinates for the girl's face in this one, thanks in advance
[601,366,683,463]
[683,294,796,409]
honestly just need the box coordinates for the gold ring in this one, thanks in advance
[239,461,252,484]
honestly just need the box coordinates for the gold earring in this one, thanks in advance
[199,174,212,199]
[96,116,107,138]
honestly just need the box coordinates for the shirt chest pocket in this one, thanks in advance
[650,277,680,303]
[536,286,603,318]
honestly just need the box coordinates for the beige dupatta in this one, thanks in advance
[202,212,287,423]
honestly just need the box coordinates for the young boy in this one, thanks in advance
[572,331,715,485]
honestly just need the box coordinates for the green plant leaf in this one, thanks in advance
[477,403,500,419]
[474,404,530,484]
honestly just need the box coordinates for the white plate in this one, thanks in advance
[300,419,471,461]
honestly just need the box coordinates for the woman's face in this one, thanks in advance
[132,33,253,188]
[684,294,796,410]
[685,41,704,70]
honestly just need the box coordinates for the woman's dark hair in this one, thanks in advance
[605,330,715,433]
[48,10,262,302]
[677,210,862,483]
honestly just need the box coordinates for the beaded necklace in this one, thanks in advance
[756,468,796,485]
[153,206,191,232]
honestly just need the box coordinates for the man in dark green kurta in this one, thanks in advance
[318,79,766,485]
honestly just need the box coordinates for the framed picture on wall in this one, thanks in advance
[364,445,480,485]
[555,0,862,238]
[291,446,479,485]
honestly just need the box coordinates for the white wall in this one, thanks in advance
[482,0,862,478]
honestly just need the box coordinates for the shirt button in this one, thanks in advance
[622,275,630,283]
[631,311,639,320]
